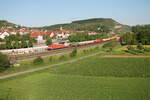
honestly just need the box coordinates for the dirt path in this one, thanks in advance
[0,52,103,80]
[102,55,150,58]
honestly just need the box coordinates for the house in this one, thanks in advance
[0,31,9,39]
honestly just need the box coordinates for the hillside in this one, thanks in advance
[0,20,26,30]
[35,18,131,33]
[0,18,131,33]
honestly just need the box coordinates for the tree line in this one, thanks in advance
[0,33,36,50]
[68,32,108,42]
[120,25,150,45]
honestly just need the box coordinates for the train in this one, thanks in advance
[0,46,48,55]
[0,36,120,55]
[47,36,119,50]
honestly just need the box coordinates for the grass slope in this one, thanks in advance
[0,73,150,100]
[48,56,150,77]
[0,55,150,100]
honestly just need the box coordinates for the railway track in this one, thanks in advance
[10,42,106,62]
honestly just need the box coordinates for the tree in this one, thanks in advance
[0,53,10,72]
[2,33,36,50]
[68,32,106,42]
[46,38,52,45]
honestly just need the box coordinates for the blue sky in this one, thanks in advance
[0,0,150,27]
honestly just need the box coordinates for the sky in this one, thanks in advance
[0,0,150,27]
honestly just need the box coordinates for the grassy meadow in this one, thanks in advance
[0,54,150,100]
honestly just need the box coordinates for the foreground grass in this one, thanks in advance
[0,54,150,100]
[0,73,150,100]
[48,56,150,77]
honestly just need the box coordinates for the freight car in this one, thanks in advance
[47,44,69,50]
[0,46,48,55]
[69,42,80,47]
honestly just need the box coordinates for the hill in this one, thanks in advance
[0,18,131,33]
[35,18,131,33]
[0,20,26,30]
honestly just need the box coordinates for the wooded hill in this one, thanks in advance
[35,18,131,33]
[0,18,131,33]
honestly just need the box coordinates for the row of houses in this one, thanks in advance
[0,30,30,39]
[0,29,98,41]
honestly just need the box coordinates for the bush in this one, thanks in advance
[70,48,77,57]
[33,56,44,65]
[0,53,10,72]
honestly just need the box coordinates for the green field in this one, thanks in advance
[0,55,150,100]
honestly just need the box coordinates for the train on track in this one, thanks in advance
[47,36,120,50]
[0,36,120,55]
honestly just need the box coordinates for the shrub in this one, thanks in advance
[0,53,10,72]
[33,56,44,65]
[70,48,77,57]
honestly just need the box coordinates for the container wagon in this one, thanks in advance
[47,44,69,50]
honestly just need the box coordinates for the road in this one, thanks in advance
[0,52,103,80]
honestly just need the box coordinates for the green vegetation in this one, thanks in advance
[0,34,36,50]
[33,57,44,65]
[0,20,26,30]
[68,32,107,42]
[35,18,131,33]
[49,56,150,77]
[0,55,150,100]
[0,53,10,72]
[45,38,52,46]
[102,41,121,51]
[70,48,77,57]
[0,45,102,76]
[121,25,150,45]
[122,44,150,55]
[0,20,16,29]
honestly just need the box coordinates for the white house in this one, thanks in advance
[0,32,9,39]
